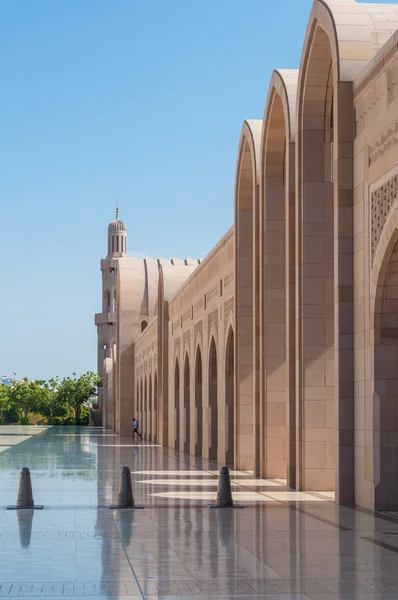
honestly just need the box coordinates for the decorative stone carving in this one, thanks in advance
[371,174,398,264]
[194,320,203,346]
[174,337,181,359]
[208,308,218,340]
[183,329,191,353]
[224,270,234,288]
[354,41,398,100]
[369,121,398,166]
[224,296,235,334]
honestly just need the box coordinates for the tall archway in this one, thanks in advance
[153,372,158,444]
[296,22,337,493]
[234,120,262,472]
[139,379,143,434]
[261,70,298,483]
[195,347,203,456]
[174,360,180,450]
[208,338,218,460]
[184,354,190,453]
[149,373,152,442]
[225,328,234,466]
[372,221,398,510]
[144,377,147,440]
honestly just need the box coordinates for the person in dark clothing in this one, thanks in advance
[132,417,142,439]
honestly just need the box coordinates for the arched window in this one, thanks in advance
[149,373,152,442]
[174,360,180,449]
[154,371,158,444]
[141,320,148,333]
[225,328,234,465]
[208,338,218,460]
[195,347,203,456]
[184,354,190,454]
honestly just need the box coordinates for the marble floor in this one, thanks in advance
[0,427,398,599]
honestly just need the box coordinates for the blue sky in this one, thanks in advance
[0,0,390,380]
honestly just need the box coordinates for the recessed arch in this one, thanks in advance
[370,205,398,509]
[225,327,235,466]
[295,0,368,500]
[144,376,147,440]
[195,345,203,456]
[208,337,218,460]
[139,378,143,434]
[260,68,298,485]
[174,359,180,450]
[297,20,337,493]
[183,353,190,454]
[149,372,152,442]
[153,371,158,444]
[371,215,398,510]
[136,380,139,420]
[234,119,262,472]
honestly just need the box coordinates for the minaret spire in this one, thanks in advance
[116,197,119,220]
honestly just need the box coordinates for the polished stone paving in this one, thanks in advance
[1,426,398,598]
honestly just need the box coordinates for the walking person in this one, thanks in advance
[132,417,142,440]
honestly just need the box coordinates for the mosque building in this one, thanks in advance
[96,0,398,511]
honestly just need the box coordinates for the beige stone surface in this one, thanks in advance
[95,0,398,511]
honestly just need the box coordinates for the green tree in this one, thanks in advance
[0,383,13,423]
[57,371,101,423]
[9,378,49,422]
[37,378,67,421]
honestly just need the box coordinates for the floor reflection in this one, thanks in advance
[0,426,398,599]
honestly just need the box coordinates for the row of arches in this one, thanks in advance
[173,328,234,463]
[234,0,378,502]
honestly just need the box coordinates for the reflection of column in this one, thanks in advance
[96,436,122,589]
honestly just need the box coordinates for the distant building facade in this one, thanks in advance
[96,0,398,511]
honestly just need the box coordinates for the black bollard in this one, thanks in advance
[108,466,144,509]
[7,467,43,510]
[207,466,244,509]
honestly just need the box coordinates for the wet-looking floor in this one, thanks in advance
[0,426,398,599]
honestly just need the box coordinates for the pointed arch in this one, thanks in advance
[293,0,398,505]
[183,353,190,453]
[174,359,180,450]
[149,372,153,442]
[139,378,143,434]
[208,337,218,460]
[225,327,235,466]
[234,119,262,472]
[370,205,398,509]
[260,68,298,485]
[195,345,203,456]
[144,376,147,440]
[153,371,158,444]
[295,1,344,497]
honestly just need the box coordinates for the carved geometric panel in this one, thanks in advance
[208,308,218,341]
[194,320,203,347]
[224,296,235,335]
[371,174,398,264]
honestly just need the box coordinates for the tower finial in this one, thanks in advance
[116,197,119,220]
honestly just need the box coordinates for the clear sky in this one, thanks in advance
[0,0,390,380]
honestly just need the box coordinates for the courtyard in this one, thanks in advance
[0,427,396,599]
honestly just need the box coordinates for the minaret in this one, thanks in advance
[94,209,128,428]
[107,207,127,258]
